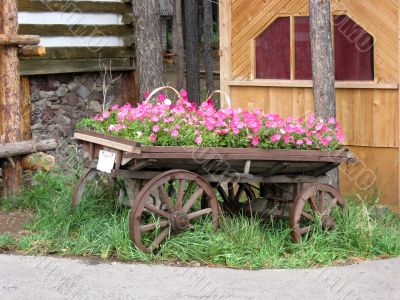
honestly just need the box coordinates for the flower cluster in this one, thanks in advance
[79,92,344,151]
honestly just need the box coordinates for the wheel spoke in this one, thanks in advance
[158,186,175,212]
[176,180,186,210]
[144,203,171,219]
[299,225,312,235]
[150,227,170,250]
[317,191,324,213]
[227,182,234,201]
[140,220,169,233]
[233,185,244,203]
[301,211,315,221]
[309,196,318,212]
[217,185,229,202]
[187,208,212,220]
[182,188,204,213]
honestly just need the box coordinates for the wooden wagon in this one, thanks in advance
[73,128,353,253]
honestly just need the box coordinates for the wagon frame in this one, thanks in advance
[73,128,354,253]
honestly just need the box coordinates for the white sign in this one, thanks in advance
[97,150,116,173]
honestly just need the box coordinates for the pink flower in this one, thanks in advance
[270,134,281,143]
[150,115,159,122]
[328,117,336,125]
[252,136,260,146]
[171,130,179,137]
[152,125,160,132]
[195,135,203,145]
[102,111,110,119]
[150,133,157,142]
[296,140,304,145]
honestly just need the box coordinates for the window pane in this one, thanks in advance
[256,17,290,79]
[295,17,312,80]
[334,15,374,81]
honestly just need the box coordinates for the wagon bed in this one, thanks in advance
[73,128,354,253]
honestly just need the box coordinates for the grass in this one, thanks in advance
[0,171,399,269]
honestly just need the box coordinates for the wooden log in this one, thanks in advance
[0,34,40,45]
[18,45,46,57]
[21,152,55,172]
[0,139,57,159]
[0,0,24,196]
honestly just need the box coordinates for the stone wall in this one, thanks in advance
[29,72,127,162]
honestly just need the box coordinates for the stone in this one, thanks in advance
[56,86,69,97]
[31,123,42,130]
[89,101,102,113]
[68,81,79,92]
[39,91,48,99]
[65,93,79,106]
[77,85,90,99]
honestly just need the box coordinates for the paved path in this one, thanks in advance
[0,254,399,300]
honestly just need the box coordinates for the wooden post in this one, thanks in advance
[0,0,23,195]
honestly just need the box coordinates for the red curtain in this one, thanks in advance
[256,17,291,79]
[295,17,312,80]
[334,15,374,81]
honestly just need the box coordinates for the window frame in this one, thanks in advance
[249,13,378,87]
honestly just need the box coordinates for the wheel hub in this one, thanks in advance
[170,211,189,231]
[322,215,335,230]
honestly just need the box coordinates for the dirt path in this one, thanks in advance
[0,254,398,299]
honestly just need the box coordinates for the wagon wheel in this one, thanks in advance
[72,168,99,208]
[215,182,257,214]
[290,184,346,243]
[130,170,220,253]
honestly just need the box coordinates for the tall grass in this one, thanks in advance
[1,172,399,269]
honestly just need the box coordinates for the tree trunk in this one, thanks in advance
[0,0,23,196]
[203,0,214,93]
[173,0,185,90]
[184,0,200,104]
[132,0,164,100]
[309,0,338,187]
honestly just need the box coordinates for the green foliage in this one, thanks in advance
[1,172,399,269]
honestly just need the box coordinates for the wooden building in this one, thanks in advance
[219,0,400,211]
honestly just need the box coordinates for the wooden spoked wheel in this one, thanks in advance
[290,184,346,242]
[130,170,220,253]
[215,182,257,214]
[72,168,99,208]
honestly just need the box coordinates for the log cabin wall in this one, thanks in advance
[14,0,138,162]
[220,0,400,211]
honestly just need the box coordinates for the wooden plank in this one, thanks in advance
[219,0,232,102]
[17,0,132,13]
[19,47,135,60]
[20,58,133,75]
[227,80,399,90]
[19,24,133,37]
[74,130,141,154]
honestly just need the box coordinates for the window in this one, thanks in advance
[255,17,291,79]
[255,15,374,81]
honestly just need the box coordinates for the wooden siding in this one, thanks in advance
[230,86,399,148]
[231,0,398,83]
[223,0,400,208]
[17,0,135,75]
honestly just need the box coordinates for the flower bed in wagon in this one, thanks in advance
[78,90,345,151]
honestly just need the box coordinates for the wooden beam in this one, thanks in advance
[20,76,31,140]
[19,24,133,37]
[0,139,57,159]
[17,0,131,13]
[19,47,134,60]
[20,58,133,75]
[18,45,46,57]
[0,34,40,45]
